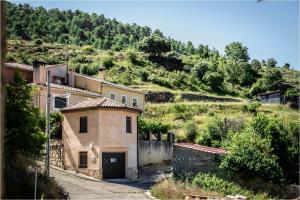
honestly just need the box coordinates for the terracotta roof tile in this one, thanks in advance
[61,97,142,113]
[5,62,33,71]
[175,143,227,155]
[35,83,102,97]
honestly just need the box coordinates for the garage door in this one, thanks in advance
[102,152,125,179]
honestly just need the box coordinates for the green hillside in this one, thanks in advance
[5,2,300,99]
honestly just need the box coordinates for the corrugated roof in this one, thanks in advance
[61,97,142,113]
[5,63,33,71]
[35,83,102,97]
[175,143,227,155]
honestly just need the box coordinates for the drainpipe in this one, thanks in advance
[137,112,142,180]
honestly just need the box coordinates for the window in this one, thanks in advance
[110,93,116,100]
[79,152,88,168]
[121,95,127,104]
[79,116,88,133]
[54,96,67,108]
[132,97,138,107]
[126,116,132,133]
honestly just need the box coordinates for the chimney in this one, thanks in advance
[68,69,76,87]
[32,60,46,83]
[98,67,105,80]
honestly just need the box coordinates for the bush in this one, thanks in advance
[192,173,269,199]
[196,118,224,148]
[220,128,283,182]
[138,118,171,140]
[102,57,114,69]
[185,120,198,142]
[139,70,149,82]
[34,39,43,46]
[242,101,261,114]
[82,45,95,53]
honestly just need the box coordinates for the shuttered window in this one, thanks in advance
[121,95,127,104]
[126,116,132,133]
[79,116,88,133]
[79,152,88,168]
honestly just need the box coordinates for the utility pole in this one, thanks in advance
[45,71,51,177]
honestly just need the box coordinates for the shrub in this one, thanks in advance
[102,57,114,69]
[185,120,198,142]
[139,70,149,82]
[242,101,262,114]
[196,117,228,148]
[82,45,95,53]
[192,173,269,199]
[34,39,43,46]
[220,128,283,182]
[138,118,171,140]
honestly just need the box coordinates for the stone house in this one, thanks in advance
[5,60,145,180]
[173,143,227,177]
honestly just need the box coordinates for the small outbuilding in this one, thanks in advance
[173,143,227,177]
[257,90,284,104]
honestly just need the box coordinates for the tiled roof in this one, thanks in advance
[175,143,227,155]
[5,63,33,71]
[61,97,142,113]
[35,83,102,97]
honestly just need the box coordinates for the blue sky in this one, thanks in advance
[11,1,300,69]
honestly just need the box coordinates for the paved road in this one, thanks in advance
[51,169,153,200]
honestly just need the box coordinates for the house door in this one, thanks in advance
[102,152,125,179]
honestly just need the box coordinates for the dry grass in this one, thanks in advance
[150,178,223,200]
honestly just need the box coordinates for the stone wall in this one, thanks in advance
[145,91,175,103]
[50,140,64,168]
[181,93,241,102]
[173,145,223,176]
[139,140,173,166]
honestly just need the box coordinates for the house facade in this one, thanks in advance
[61,98,141,180]
[6,61,144,180]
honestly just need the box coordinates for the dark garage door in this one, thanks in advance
[102,152,125,179]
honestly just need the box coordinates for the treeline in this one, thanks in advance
[6,2,203,54]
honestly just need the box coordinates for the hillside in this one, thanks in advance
[6,39,300,99]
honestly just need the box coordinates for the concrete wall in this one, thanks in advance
[173,145,223,177]
[139,140,173,166]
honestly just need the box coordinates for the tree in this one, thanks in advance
[137,35,171,56]
[5,70,46,163]
[225,42,249,62]
[266,58,277,68]
[186,41,195,55]
[250,59,261,71]
[192,62,209,80]
[221,128,283,182]
[282,63,290,69]
[203,72,224,92]
[152,29,164,37]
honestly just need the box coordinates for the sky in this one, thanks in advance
[11,0,300,69]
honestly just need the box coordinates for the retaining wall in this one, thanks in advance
[139,140,173,166]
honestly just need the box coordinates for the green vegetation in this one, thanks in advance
[192,173,269,199]
[5,2,299,98]
[4,70,64,198]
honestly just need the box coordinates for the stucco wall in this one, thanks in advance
[99,109,138,180]
[4,67,33,84]
[34,87,97,112]
[63,108,139,180]
[139,140,173,166]
[173,145,223,177]
[74,74,101,93]
[63,110,100,178]
[101,84,145,110]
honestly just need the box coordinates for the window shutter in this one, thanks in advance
[80,116,88,133]
[79,152,88,168]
